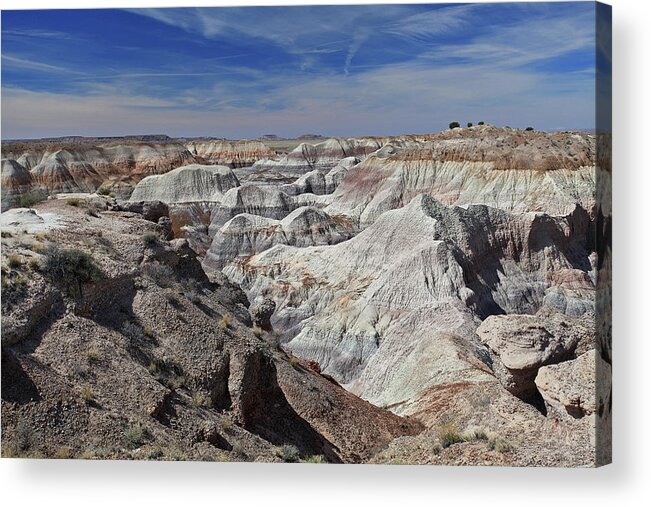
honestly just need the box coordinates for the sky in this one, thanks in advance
[1,2,598,139]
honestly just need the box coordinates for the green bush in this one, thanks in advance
[437,423,465,448]
[525,126,534,131]
[448,122,460,129]
[302,455,327,464]
[124,423,152,449]
[17,191,46,208]
[278,444,300,462]
[66,198,81,207]
[97,187,111,196]
[7,253,22,269]
[42,246,103,298]
[467,122,473,127]
[478,121,485,125]
[142,232,159,248]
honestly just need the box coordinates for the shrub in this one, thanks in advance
[85,347,101,364]
[488,437,512,453]
[124,423,151,449]
[121,320,145,343]
[7,253,22,269]
[448,122,460,129]
[142,262,174,288]
[469,429,489,441]
[17,191,45,208]
[252,325,263,337]
[478,121,485,125]
[42,246,103,298]
[14,419,34,453]
[278,444,300,462]
[53,446,74,459]
[192,391,206,408]
[97,187,111,196]
[66,198,81,207]
[1,231,13,238]
[302,455,327,464]
[467,122,473,127]
[525,126,534,131]
[81,386,95,404]
[142,232,159,248]
[219,314,231,330]
[221,417,233,433]
[437,423,464,448]
[167,374,187,390]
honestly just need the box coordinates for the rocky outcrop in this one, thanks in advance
[1,199,419,462]
[204,206,356,270]
[325,128,596,227]
[186,140,275,167]
[129,164,240,204]
[251,138,382,177]
[29,143,198,194]
[477,312,592,398]
[280,170,327,196]
[325,157,358,193]
[225,194,595,412]
[2,159,39,211]
[249,297,276,331]
[207,185,297,233]
[535,350,598,418]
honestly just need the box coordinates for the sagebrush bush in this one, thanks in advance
[124,423,151,449]
[42,246,103,298]
[142,261,174,288]
[302,455,327,464]
[142,232,159,248]
[81,386,95,404]
[219,314,231,330]
[449,121,460,129]
[437,423,464,448]
[278,444,300,462]
[17,191,45,208]
[7,253,22,269]
[97,187,111,196]
[66,198,81,207]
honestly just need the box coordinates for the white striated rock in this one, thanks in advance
[129,164,239,203]
[185,139,275,167]
[203,206,356,270]
[225,194,595,410]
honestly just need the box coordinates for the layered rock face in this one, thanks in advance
[250,137,382,177]
[1,200,420,462]
[226,195,595,407]
[1,159,40,211]
[325,129,596,228]
[186,140,276,167]
[30,143,198,193]
[129,164,240,203]
[2,126,608,466]
[204,206,356,270]
[1,139,279,205]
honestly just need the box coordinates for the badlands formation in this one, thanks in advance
[1,125,611,465]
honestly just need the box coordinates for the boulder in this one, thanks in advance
[250,297,276,331]
[535,350,598,418]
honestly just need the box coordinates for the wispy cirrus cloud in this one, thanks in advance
[1,3,598,139]
[1,54,83,74]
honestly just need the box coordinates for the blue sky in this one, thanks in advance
[1,2,597,139]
